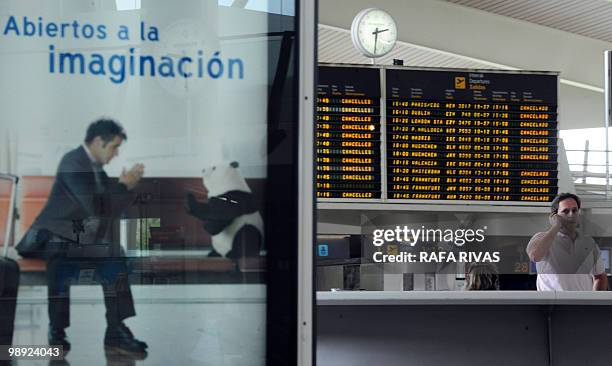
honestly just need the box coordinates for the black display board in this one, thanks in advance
[386,69,558,202]
[316,66,382,198]
[315,65,559,203]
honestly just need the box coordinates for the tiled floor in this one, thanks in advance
[12,285,266,366]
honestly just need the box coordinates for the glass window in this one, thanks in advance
[0,0,300,364]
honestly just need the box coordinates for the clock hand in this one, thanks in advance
[373,27,379,55]
[372,28,389,35]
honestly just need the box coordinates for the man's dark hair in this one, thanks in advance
[551,192,581,213]
[84,118,127,145]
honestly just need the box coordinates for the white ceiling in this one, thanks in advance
[318,25,509,70]
[443,0,612,43]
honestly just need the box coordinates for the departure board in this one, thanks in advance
[386,69,558,202]
[316,66,382,199]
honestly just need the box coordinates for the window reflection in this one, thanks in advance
[0,0,296,364]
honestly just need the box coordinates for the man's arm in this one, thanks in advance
[592,249,608,291]
[526,213,562,262]
[60,161,101,218]
[593,273,608,291]
[107,178,136,217]
[61,160,143,218]
[107,164,144,217]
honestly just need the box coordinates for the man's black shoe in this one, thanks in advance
[104,323,147,358]
[113,323,148,349]
[48,326,71,352]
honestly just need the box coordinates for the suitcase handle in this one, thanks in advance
[0,174,18,258]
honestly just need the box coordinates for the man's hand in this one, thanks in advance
[548,213,564,232]
[593,273,609,291]
[119,163,144,190]
[528,213,564,262]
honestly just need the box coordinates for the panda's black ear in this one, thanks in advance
[230,161,239,168]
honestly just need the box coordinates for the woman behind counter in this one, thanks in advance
[465,263,500,291]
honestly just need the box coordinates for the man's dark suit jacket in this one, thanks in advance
[16,146,135,258]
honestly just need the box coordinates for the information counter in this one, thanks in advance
[317,291,612,366]
[318,290,612,305]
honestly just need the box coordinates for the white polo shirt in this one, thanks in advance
[527,230,605,291]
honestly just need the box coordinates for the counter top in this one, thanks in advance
[317,202,551,213]
[317,290,612,305]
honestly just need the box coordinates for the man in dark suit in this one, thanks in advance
[16,119,147,356]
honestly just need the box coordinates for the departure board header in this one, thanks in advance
[387,69,557,105]
[315,64,559,203]
[318,67,381,98]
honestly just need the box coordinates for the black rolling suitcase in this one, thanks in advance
[0,174,20,347]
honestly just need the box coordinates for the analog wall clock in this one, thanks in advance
[350,8,398,59]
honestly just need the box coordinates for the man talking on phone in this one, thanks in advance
[527,193,608,291]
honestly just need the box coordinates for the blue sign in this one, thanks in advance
[318,244,329,257]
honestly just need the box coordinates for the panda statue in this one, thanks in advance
[186,161,263,258]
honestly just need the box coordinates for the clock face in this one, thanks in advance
[351,8,397,58]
